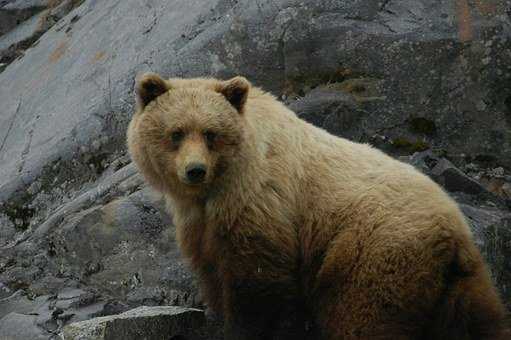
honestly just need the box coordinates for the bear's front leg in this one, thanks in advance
[222,275,305,340]
[218,222,305,339]
[222,277,280,340]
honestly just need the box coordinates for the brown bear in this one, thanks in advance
[127,73,508,339]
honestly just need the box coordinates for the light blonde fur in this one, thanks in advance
[127,74,508,339]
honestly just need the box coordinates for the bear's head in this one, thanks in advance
[128,73,250,198]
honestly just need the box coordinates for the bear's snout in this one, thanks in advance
[185,163,207,184]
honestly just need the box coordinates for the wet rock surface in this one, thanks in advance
[0,0,510,338]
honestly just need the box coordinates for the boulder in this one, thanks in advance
[0,312,50,340]
[290,87,370,142]
[62,306,206,340]
[460,204,511,306]
[410,151,489,196]
[0,290,48,319]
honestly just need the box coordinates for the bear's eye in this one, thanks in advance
[204,131,217,146]
[171,130,184,144]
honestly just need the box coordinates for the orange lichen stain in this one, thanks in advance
[49,40,68,63]
[455,0,473,42]
[474,0,497,16]
[91,51,106,63]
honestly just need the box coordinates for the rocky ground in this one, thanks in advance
[0,0,510,339]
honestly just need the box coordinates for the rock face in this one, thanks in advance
[0,0,47,37]
[0,0,83,67]
[62,306,206,340]
[0,312,49,340]
[0,0,510,339]
[0,288,123,340]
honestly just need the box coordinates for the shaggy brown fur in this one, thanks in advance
[127,73,508,339]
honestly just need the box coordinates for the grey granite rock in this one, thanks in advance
[0,290,47,319]
[0,312,50,340]
[410,151,489,196]
[0,213,16,246]
[460,204,511,306]
[0,0,46,36]
[0,10,44,52]
[2,0,48,11]
[62,306,205,340]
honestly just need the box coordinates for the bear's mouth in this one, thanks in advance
[183,180,204,187]
[178,174,208,188]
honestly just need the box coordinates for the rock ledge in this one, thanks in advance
[62,306,205,340]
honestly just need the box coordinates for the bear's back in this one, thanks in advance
[240,88,471,240]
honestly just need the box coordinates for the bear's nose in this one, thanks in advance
[185,163,207,183]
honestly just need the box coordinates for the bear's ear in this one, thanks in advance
[135,73,170,110]
[216,76,250,114]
